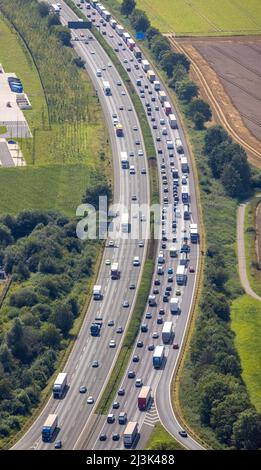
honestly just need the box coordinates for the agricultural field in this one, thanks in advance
[231,295,261,412]
[125,0,261,35]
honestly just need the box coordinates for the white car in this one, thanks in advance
[133,125,138,131]
[90,50,95,55]
[121,90,126,96]
[152,332,159,339]
[138,149,143,156]
[105,259,111,265]
[107,63,112,67]
[135,378,143,387]
[123,59,128,63]
[87,396,94,404]
[109,340,116,348]
[138,240,144,247]
[140,215,146,222]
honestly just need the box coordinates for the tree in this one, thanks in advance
[52,303,74,337]
[192,112,206,130]
[160,51,175,77]
[73,57,85,68]
[189,99,212,128]
[146,26,160,44]
[232,409,261,450]
[121,0,136,16]
[130,9,150,32]
[9,288,38,308]
[204,125,230,155]
[82,183,112,211]
[0,223,13,247]
[7,318,28,362]
[0,343,14,372]
[199,375,230,425]
[208,141,234,178]
[168,65,187,88]
[176,80,199,103]
[151,36,170,61]
[222,164,242,198]
[48,13,60,28]
[38,1,49,17]
[53,26,71,46]
[41,324,61,348]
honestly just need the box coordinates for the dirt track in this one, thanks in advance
[256,201,261,267]
[169,36,261,169]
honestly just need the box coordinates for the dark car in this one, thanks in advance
[154,279,160,286]
[157,317,163,324]
[112,433,120,441]
[179,430,188,438]
[54,440,62,449]
[128,370,136,379]
[112,401,120,409]
[133,355,140,363]
[159,308,165,315]
[118,388,125,396]
[148,344,155,351]
[137,340,144,348]
[99,433,107,441]
[166,286,172,292]
[163,295,169,302]
[79,386,87,394]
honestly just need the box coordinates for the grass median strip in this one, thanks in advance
[146,422,185,450]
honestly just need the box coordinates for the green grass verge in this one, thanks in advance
[146,423,185,450]
[244,196,261,297]
[0,125,7,134]
[116,0,261,36]
[231,294,261,413]
[95,259,155,415]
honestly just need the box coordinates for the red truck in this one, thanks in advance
[138,386,151,410]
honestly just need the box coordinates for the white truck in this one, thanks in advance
[53,372,67,398]
[181,185,189,203]
[123,32,131,43]
[181,156,189,173]
[190,223,199,243]
[175,138,184,154]
[162,321,173,343]
[116,24,124,36]
[169,113,178,129]
[123,421,138,448]
[147,69,156,82]
[158,90,167,103]
[176,265,187,285]
[141,59,150,72]
[170,297,179,314]
[42,414,58,442]
[153,345,165,368]
[121,213,129,233]
[121,151,129,169]
[111,262,120,279]
[93,285,102,300]
[102,80,111,95]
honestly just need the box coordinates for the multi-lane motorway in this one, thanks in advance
[14,0,203,451]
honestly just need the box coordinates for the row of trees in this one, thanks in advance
[0,210,98,440]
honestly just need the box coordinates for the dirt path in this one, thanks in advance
[237,203,261,301]
[256,201,261,267]
[168,37,261,169]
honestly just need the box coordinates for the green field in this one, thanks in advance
[116,0,261,35]
[231,295,261,412]
[146,423,185,450]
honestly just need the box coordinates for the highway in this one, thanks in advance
[70,2,202,451]
[13,0,150,450]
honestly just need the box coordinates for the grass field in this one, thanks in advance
[231,295,261,412]
[116,0,261,35]
[244,196,261,297]
[0,10,111,216]
[146,423,185,450]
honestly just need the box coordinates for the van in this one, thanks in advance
[118,412,127,425]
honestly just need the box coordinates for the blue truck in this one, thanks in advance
[42,414,58,442]
[153,345,165,369]
[90,322,102,336]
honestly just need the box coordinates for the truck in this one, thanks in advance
[121,213,129,233]
[116,24,124,36]
[184,204,190,220]
[121,151,129,169]
[53,373,67,398]
[181,185,189,203]
[169,113,178,129]
[93,284,102,300]
[127,38,135,51]
[148,294,156,307]
[159,90,167,103]
[164,101,172,115]
[176,265,187,285]
[123,32,131,43]
[175,138,184,154]
[153,345,165,368]
[147,70,156,83]
[180,252,188,266]
[102,10,111,21]
[51,3,60,14]
[116,123,123,136]
[111,262,120,279]
[138,386,151,410]
[190,223,199,243]
[133,47,142,59]
[181,157,189,173]
[154,80,160,91]
[141,59,150,72]
[90,321,102,336]
[123,421,138,448]
[162,321,173,344]
[169,244,177,257]
[170,297,179,314]
[110,18,117,29]
[42,414,58,442]
[102,80,111,95]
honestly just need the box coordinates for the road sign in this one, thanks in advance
[136,31,145,40]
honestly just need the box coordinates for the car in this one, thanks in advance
[129,283,136,290]
[164,291,170,297]
[154,279,161,286]
[121,90,126,96]
[148,344,155,351]
[116,326,123,334]
[157,317,163,325]
[128,107,133,111]
[135,378,143,387]
[128,370,136,379]
[152,332,159,339]
[145,311,152,319]
[54,440,62,449]
[118,388,125,396]
[158,149,162,154]
[140,93,145,98]
[133,125,138,131]
[176,289,181,296]
[109,340,116,348]
[141,168,146,174]
[112,401,120,409]
[107,413,115,424]
[141,323,148,332]
[162,243,166,249]
[155,105,159,111]
[108,240,114,247]
[114,47,119,52]
[168,267,174,274]
[84,40,89,44]
[112,433,120,441]
[140,215,146,222]
[189,266,195,273]
[132,195,137,201]
[108,63,112,67]
[133,355,140,363]
[90,50,95,54]
[129,151,135,157]
[123,58,128,63]
[153,288,159,295]
[163,295,169,302]
[139,240,144,247]
[156,136,161,142]
[159,308,165,315]
[137,340,143,348]
[153,124,157,129]
[173,343,179,349]
[92,360,99,368]
[122,300,129,308]
[119,105,124,110]
[135,139,140,145]
[105,259,111,266]
[138,149,144,156]
[99,434,107,441]
[109,33,113,38]
[116,80,121,86]
[179,430,188,438]
[168,276,174,283]
[87,396,94,404]
[166,286,172,292]
[108,319,114,327]
[79,386,87,394]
